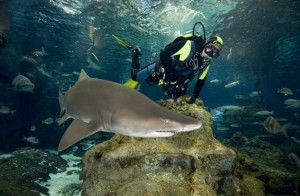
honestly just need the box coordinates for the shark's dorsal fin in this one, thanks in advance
[79,69,90,81]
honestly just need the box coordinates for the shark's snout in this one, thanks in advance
[182,121,202,132]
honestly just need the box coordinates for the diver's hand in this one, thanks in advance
[188,96,196,104]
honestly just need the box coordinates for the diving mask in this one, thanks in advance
[204,44,220,58]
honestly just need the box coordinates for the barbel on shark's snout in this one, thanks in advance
[58,69,202,151]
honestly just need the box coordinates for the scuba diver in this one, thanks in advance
[113,22,223,104]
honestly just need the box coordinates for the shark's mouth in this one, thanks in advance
[157,131,176,134]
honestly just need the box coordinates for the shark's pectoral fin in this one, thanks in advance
[58,120,101,151]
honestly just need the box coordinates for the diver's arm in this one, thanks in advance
[160,41,187,82]
[189,77,206,103]
[189,65,210,104]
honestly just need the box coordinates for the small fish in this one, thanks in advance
[32,47,47,56]
[87,52,102,71]
[130,23,148,33]
[42,117,54,125]
[230,124,242,128]
[251,121,264,126]
[210,79,221,84]
[249,91,261,97]
[224,81,239,88]
[276,117,288,122]
[210,109,223,122]
[286,102,300,110]
[220,105,244,111]
[61,73,72,77]
[263,116,289,137]
[11,74,35,93]
[277,88,293,96]
[38,66,53,78]
[216,127,229,131]
[80,140,96,151]
[255,110,274,116]
[22,56,39,65]
[30,125,37,132]
[24,136,39,144]
[72,72,80,76]
[284,99,299,105]
[226,48,232,60]
[291,137,300,144]
[0,106,16,114]
[88,25,102,48]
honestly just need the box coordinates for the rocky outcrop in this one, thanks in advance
[80,96,264,195]
[223,132,300,195]
[0,148,68,196]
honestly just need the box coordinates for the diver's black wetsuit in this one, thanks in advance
[131,34,212,102]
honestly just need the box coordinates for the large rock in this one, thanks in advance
[0,148,68,196]
[222,132,300,195]
[80,96,262,195]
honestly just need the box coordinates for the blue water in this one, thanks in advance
[0,0,299,161]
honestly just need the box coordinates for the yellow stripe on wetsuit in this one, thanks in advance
[171,40,192,61]
[199,65,210,80]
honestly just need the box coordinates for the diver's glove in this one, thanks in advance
[188,96,196,104]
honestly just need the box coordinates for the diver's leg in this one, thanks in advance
[131,48,141,81]
[124,48,141,89]
[136,62,159,85]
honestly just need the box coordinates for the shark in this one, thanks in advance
[32,47,47,56]
[58,69,202,151]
